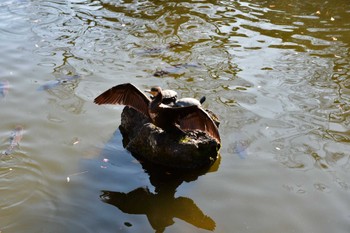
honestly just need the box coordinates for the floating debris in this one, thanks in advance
[66,170,88,183]
[153,69,170,77]
[153,63,200,77]
[2,125,23,155]
[71,137,80,145]
[0,80,9,98]
[124,222,132,227]
[37,74,80,91]
[135,42,183,55]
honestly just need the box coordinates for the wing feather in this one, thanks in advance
[94,83,151,117]
[162,106,221,142]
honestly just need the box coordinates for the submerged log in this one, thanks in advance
[119,106,220,169]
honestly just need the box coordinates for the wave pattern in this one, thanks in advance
[1,0,350,232]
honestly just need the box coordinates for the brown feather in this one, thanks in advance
[94,83,151,117]
[162,106,221,143]
[180,108,220,143]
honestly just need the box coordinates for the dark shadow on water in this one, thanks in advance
[99,129,219,233]
[100,187,216,233]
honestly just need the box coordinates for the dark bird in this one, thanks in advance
[94,83,220,142]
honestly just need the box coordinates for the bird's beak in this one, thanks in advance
[145,90,156,96]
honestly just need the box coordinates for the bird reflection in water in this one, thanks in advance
[99,143,219,232]
[100,187,215,233]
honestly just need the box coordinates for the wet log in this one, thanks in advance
[119,106,220,169]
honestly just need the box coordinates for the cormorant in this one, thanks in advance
[94,83,220,142]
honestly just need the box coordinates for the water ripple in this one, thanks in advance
[2,0,350,231]
[0,152,53,231]
[0,0,32,39]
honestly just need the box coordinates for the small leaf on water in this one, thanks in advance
[124,222,132,227]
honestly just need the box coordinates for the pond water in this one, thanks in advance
[1,0,350,232]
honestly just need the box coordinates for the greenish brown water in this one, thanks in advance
[1,0,350,232]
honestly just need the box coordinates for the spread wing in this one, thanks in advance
[163,106,221,143]
[94,83,151,117]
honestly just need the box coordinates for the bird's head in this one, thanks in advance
[145,86,162,97]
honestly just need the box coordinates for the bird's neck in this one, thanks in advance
[150,92,163,110]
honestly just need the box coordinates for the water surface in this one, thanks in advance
[1,0,350,232]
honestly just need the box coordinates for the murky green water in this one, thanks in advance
[1,0,350,232]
